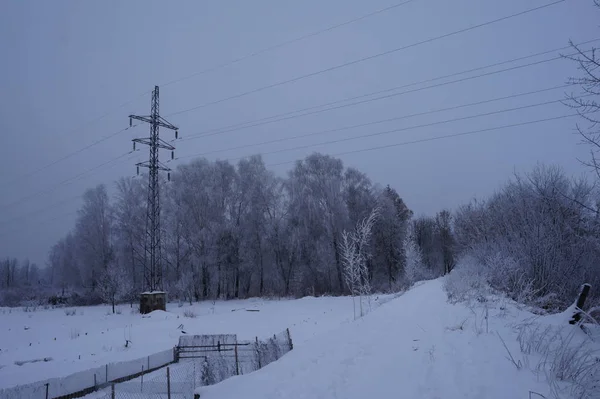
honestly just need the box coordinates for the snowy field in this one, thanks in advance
[0,295,387,390]
[198,279,600,399]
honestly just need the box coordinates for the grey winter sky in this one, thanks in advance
[0,0,598,267]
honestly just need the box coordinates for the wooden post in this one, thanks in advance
[167,366,171,399]
[570,283,591,325]
[105,364,108,383]
[111,384,115,399]
[141,365,144,392]
[94,373,97,388]
[173,346,179,363]
[147,356,150,371]
[45,383,49,399]
[235,344,239,375]
[256,336,261,368]
[286,328,293,350]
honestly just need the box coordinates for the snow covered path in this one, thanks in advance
[199,279,554,399]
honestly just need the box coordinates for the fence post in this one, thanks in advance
[256,337,261,369]
[167,366,171,399]
[45,383,49,399]
[141,365,144,393]
[235,344,239,375]
[286,328,293,350]
[147,356,150,371]
[570,283,592,325]
[105,364,108,383]
[94,373,97,388]
[111,383,115,399]
[173,346,179,362]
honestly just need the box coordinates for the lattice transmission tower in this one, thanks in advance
[129,85,179,292]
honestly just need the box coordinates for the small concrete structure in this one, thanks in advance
[140,291,167,314]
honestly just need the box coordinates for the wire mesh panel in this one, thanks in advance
[176,329,293,388]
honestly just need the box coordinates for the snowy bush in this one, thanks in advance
[64,308,76,316]
[404,235,434,287]
[183,309,197,318]
[443,255,490,304]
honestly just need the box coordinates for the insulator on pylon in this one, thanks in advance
[136,166,139,175]
[167,172,171,181]
[175,130,178,139]
[171,151,174,160]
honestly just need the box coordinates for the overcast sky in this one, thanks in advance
[0,0,598,267]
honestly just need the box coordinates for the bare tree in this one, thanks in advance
[564,1,600,178]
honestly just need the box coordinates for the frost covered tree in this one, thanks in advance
[341,206,379,318]
[453,165,600,308]
[39,152,414,304]
[287,154,349,294]
[372,186,412,291]
[113,177,146,297]
[74,184,114,292]
[98,261,129,313]
[565,1,600,179]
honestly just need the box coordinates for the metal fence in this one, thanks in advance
[94,362,197,399]
[0,349,175,399]
[1,330,293,399]
[177,329,293,386]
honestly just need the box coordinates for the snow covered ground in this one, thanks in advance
[3,278,599,399]
[197,279,600,399]
[0,295,384,390]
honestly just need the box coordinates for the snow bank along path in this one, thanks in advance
[0,295,382,390]
[199,279,560,399]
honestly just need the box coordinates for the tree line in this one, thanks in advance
[3,155,600,311]
[1,153,458,308]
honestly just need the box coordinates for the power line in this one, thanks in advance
[178,84,570,159]
[181,39,599,142]
[0,155,139,232]
[168,0,565,118]
[160,0,417,88]
[0,194,82,227]
[3,124,141,187]
[8,28,589,194]
[24,0,414,166]
[0,2,418,189]
[2,106,586,232]
[0,210,79,240]
[212,96,584,164]
[0,151,134,212]
[266,113,583,167]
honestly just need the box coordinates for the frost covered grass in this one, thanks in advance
[516,320,600,399]
[445,257,600,399]
[0,295,384,390]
